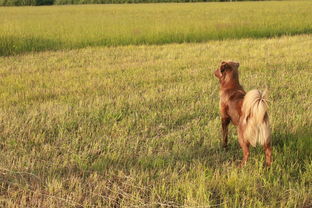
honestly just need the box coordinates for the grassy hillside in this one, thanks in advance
[0,34,311,207]
[1,1,312,56]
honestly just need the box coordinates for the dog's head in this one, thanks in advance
[214,61,240,82]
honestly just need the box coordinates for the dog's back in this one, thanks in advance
[220,88,245,126]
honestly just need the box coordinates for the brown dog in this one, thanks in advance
[214,61,272,166]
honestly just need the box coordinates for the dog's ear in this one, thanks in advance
[221,61,230,67]
[220,61,230,72]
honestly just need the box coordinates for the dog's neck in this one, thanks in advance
[220,72,242,90]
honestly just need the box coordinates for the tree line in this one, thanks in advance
[0,0,265,6]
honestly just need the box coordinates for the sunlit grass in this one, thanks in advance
[1,1,312,56]
[0,34,311,207]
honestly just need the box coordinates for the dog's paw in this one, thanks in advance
[221,142,228,150]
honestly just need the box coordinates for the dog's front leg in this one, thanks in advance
[221,117,230,148]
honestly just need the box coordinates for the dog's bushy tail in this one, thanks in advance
[241,89,271,147]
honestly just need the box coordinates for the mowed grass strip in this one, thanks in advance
[1,1,312,56]
[0,34,311,207]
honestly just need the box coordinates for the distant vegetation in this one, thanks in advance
[0,0,276,6]
[1,1,312,56]
[0,0,53,6]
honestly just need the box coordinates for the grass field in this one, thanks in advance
[1,1,312,56]
[0,33,312,207]
[1,0,312,207]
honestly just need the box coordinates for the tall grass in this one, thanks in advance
[0,34,311,207]
[1,1,312,56]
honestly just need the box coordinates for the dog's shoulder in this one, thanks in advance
[229,89,245,101]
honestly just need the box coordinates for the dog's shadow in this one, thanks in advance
[271,127,312,167]
[131,126,312,171]
[52,126,312,174]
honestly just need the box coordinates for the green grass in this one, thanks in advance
[0,34,311,207]
[1,1,312,56]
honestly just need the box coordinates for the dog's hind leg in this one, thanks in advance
[263,142,272,166]
[238,127,250,167]
[239,142,250,167]
[221,117,231,148]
